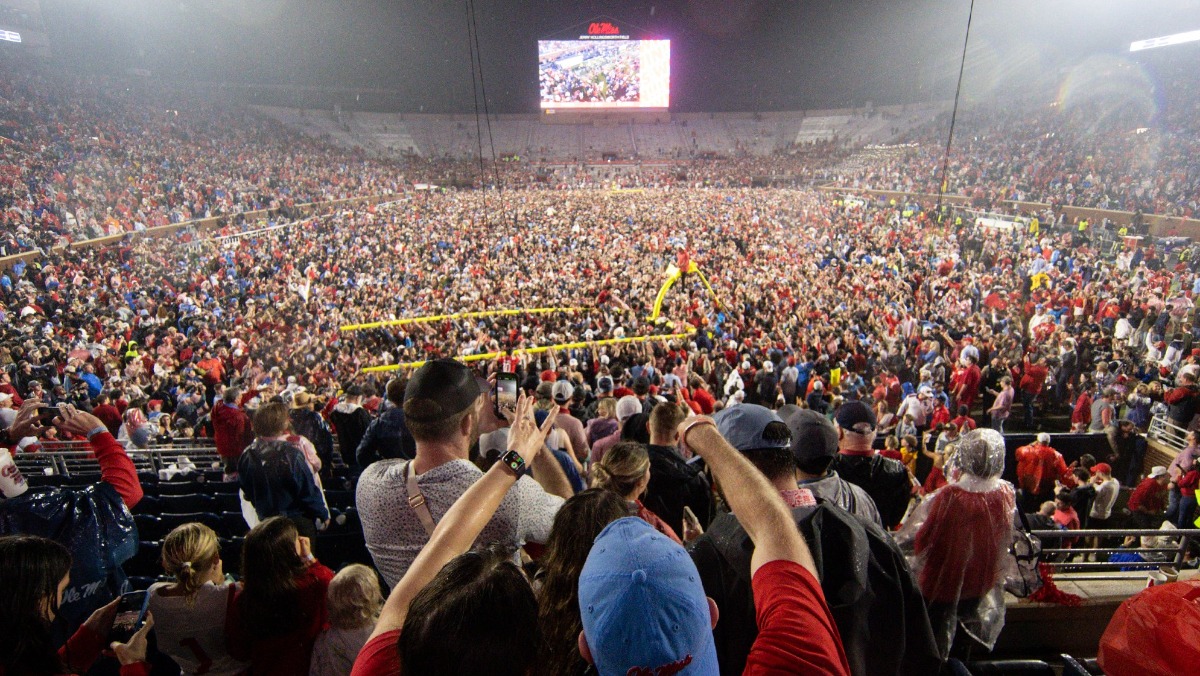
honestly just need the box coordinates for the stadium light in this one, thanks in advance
[1129,29,1200,52]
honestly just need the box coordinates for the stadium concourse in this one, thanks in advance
[2,65,1200,675]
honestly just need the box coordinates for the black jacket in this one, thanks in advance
[356,405,416,465]
[829,452,913,529]
[330,403,372,467]
[290,408,335,470]
[689,502,941,676]
[644,444,713,534]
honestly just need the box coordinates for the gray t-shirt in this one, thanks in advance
[309,624,374,676]
[800,470,883,528]
[356,458,564,587]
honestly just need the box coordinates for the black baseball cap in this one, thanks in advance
[834,401,877,434]
[403,359,481,423]
[632,376,651,395]
[782,408,840,462]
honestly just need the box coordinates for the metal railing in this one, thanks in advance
[1148,414,1189,452]
[1033,527,1198,581]
[14,444,352,478]
[14,444,223,477]
[30,441,221,454]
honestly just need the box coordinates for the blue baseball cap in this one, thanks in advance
[713,404,791,453]
[578,517,718,675]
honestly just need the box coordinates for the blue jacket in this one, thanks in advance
[81,372,103,398]
[237,439,329,522]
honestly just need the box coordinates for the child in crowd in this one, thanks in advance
[900,434,920,474]
[1053,491,1081,551]
[310,564,384,676]
[881,436,903,461]
[148,523,248,676]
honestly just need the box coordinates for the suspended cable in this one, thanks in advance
[467,0,502,193]
[935,0,976,220]
[465,0,486,182]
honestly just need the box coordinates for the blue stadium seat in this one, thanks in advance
[324,489,355,510]
[157,480,209,496]
[315,533,370,569]
[125,541,162,577]
[219,511,250,538]
[158,493,216,514]
[212,492,241,512]
[968,661,1055,675]
[207,481,241,494]
[326,508,361,535]
[132,495,161,515]
[159,512,223,536]
[134,514,167,541]
[61,473,103,487]
[1060,654,1103,676]
[23,474,63,488]
[220,537,244,571]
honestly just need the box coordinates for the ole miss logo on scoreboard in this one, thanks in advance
[587,22,621,35]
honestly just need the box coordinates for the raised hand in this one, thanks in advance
[506,392,557,464]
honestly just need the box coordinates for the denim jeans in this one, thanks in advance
[1173,495,1197,529]
[1166,486,1182,525]
[1021,391,1037,428]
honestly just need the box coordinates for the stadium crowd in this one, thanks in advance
[837,65,1200,217]
[0,64,403,256]
[6,59,1200,256]
[2,62,1200,676]
[539,42,641,104]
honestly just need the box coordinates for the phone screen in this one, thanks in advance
[495,374,518,417]
[37,406,61,423]
[109,591,148,644]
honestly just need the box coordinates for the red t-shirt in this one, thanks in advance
[1128,477,1167,514]
[351,629,401,676]
[691,388,716,415]
[350,561,850,676]
[227,563,335,676]
[743,560,851,675]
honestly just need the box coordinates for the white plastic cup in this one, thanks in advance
[0,449,29,498]
[1146,570,1168,588]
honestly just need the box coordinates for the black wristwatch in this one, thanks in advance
[499,449,526,476]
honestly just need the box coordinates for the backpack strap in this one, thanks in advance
[405,460,437,537]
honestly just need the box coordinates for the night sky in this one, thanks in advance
[32,0,1200,112]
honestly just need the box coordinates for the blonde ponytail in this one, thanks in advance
[161,522,220,603]
[591,442,650,498]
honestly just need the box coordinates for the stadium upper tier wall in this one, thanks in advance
[820,186,1200,239]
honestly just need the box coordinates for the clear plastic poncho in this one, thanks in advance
[895,428,1017,658]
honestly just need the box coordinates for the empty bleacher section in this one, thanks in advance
[793,115,850,145]
[256,105,945,162]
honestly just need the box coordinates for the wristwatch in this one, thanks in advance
[498,449,527,476]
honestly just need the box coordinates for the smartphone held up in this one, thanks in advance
[494,372,518,418]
